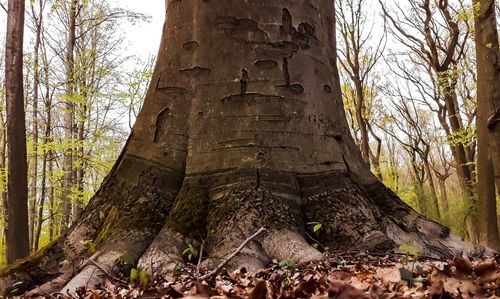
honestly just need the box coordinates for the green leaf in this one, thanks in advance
[279,259,297,270]
[82,240,97,254]
[59,260,70,267]
[399,244,419,258]
[399,267,414,284]
[282,277,292,286]
[130,268,138,283]
[182,244,198,262]
[139,270,149,285]
[307,222,322,233]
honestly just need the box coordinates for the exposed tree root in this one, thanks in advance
[199,227,267,280]
[26,272,73,297]
[0,240,65,296]
[137,226,186,276]
[262,230,325,262]
[1,171,483,296]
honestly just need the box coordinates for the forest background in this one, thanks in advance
[0,0,498,265]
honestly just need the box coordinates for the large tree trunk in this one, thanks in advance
[5,0,30,264]
[0,0,473,295]
[473,0,500,250]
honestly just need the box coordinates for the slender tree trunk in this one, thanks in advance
[29,0,43,251]
[5,0,30,264]
[443,93,475,196]
[35,81,51,251]
[444,93,478,242]
[423,158,441,220]
[48,150,55,242]
[35,147,47,251]
[437,178,449,212]
[61,0,78,229]
[73,104,86,219]
[354,80,370,167]
[409,151,427,215]
[473,0,500,249]
[368,123,383,181]
[0,105,7,263]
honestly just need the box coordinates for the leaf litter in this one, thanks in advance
[24,251,500,299]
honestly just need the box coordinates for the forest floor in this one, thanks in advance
[26,250,500,299]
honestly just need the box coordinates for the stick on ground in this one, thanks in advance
[199,227,267,280]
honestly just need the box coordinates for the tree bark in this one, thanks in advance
[437,177,449,212]
[0,0,474,295]
[29,0,43,251]
[423,157,441,220]
[354,80,370,167]
[473,0,500,249]
[61,0,78,229]
[5,0,30,264]
[368,123,383,181]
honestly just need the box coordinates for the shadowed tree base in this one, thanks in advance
[0,0,479,295]
[0,165,473,296]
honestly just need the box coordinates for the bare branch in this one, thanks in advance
[199,227,267,280]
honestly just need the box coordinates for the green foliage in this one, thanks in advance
[279,259,297,270]
[129,268,138,283]
[337,257,347,269]
[447,125,476,148]
[282,276,293,287]
[130,268,149,285]
[82,240,97,255]
[182,244,198,262]
[307,222,322,233]
[399,244,419,264]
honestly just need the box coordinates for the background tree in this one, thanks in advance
[4,0,30,264]
[380,0,479,241]
[379,81,441,220]
[336,0,386,172]
[60,0,77,230]
[26,0,47,250]
[473,0,500,249]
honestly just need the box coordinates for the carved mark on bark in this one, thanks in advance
[156,74,190,97]
[332,134,343,141]
[254,59,279,69]
[256,169,261,189]
[275,57,304,95]
[221,93,284,104]
[280,8,294,36]
[240,69,249,95]
[275,84,304,95]
[215,16,270,42]
[157,86,189,97]
[323,85,332,94]
[179,67,211,78]
[183,41,199,51]
[245,41,299,59]
[279,8,316,49]
[153,107,170,143]
[282,57,290,85]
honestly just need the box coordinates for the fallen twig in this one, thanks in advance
[199,227,267,280]
[196,240,205,275]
